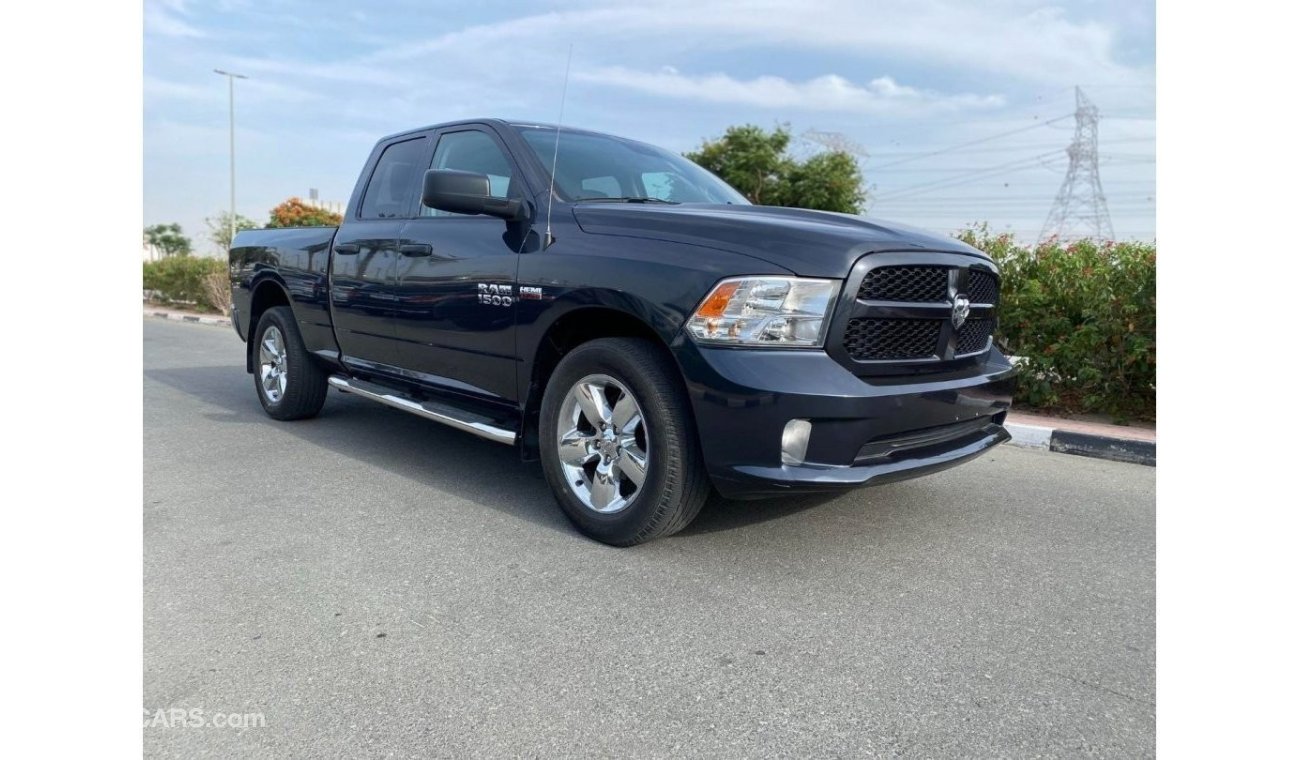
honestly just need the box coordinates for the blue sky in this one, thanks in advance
[144,0,1155,255]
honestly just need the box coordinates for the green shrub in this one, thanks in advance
[143,257,228,312]
[957,226,1156,422]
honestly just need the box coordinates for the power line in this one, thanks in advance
[875,180,1157,195]
[874,160,1066,201]
[876,158,1153,173]
[800,129,870,156]
[876,194,1155,204]
[874,152,1065,201]
[868,136,1154,159]
[869,114,1073,170]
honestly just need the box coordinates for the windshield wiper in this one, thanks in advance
[574,196,680,204]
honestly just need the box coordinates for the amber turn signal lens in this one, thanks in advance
[695,281,739,318]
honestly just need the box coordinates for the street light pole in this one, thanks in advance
[213,69,248,251]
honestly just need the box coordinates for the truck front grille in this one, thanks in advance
[844,318,943,360]
[837,257,999,366]
[955,318,994,355]
[858,265,949,302]
[967,270,999,305]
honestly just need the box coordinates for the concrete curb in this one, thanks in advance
[145,309,231,327]
[1005,421,1155,466]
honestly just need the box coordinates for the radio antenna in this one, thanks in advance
[544,44,573,249]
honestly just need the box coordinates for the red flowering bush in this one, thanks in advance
[267,197,342,228]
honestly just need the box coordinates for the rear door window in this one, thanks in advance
[360,137,426,219]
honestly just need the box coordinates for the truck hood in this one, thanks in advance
[571,203,987,278]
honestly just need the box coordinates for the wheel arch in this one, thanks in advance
[245,276,293,373]
[520,304,683,459]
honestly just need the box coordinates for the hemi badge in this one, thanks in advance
[519,286,544,300]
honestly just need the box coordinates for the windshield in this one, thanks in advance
[518,127,749,205]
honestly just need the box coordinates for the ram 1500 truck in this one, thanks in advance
[230,118,1015,545]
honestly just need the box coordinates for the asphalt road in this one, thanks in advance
[144,318,1155,758]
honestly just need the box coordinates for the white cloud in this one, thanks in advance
[332,0,1145,91]
[143,77,210,102]
[144,0,204,38]
[576,68,1004,115]
[144,76,322,106]
[224,55,398,88]
[206,1,1149,116]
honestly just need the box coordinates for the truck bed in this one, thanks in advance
[230,225,337,351]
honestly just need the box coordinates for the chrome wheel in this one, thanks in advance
[258,325,288,404]
[555,374,650,514]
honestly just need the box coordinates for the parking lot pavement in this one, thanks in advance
[144,318,1155,758]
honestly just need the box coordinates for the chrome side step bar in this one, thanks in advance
[327,375,517,446]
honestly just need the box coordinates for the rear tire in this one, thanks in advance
[252,306,328,421]
[540,338,709,546]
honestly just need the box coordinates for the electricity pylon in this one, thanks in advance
[1039,87,1114,243]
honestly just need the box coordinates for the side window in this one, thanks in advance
[360,137,426,220]
[421,130,517,217]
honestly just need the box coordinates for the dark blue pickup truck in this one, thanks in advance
[230,118,1015,545]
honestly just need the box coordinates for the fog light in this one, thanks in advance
[781,419,812,466]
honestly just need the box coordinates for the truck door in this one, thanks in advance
[388,127,529,404]
[329,135,427,373]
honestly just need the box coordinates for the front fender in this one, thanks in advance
[514,229,793,401]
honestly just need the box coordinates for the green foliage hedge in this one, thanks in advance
[958,227,1156,422]
[143,257,228,311]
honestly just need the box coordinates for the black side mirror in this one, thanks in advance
[421,169,526,221]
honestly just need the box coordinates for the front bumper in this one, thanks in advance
[672,341,1016,499]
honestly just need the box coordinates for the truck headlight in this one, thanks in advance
[686,276,839,347]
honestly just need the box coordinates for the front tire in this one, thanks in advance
[252,306,328,420]
[540,338,709,546]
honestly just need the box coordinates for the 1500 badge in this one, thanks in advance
[477,284,545,306]
[477,283,514,307]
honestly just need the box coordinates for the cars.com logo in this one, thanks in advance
[143,708,266,729]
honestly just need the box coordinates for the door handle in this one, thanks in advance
[334,243,360,255]
[399,243,433,257]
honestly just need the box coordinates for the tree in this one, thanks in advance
[685,125,865,213]
[205,212,259,253]
[143,223,193,258]
[267,197,343,228]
